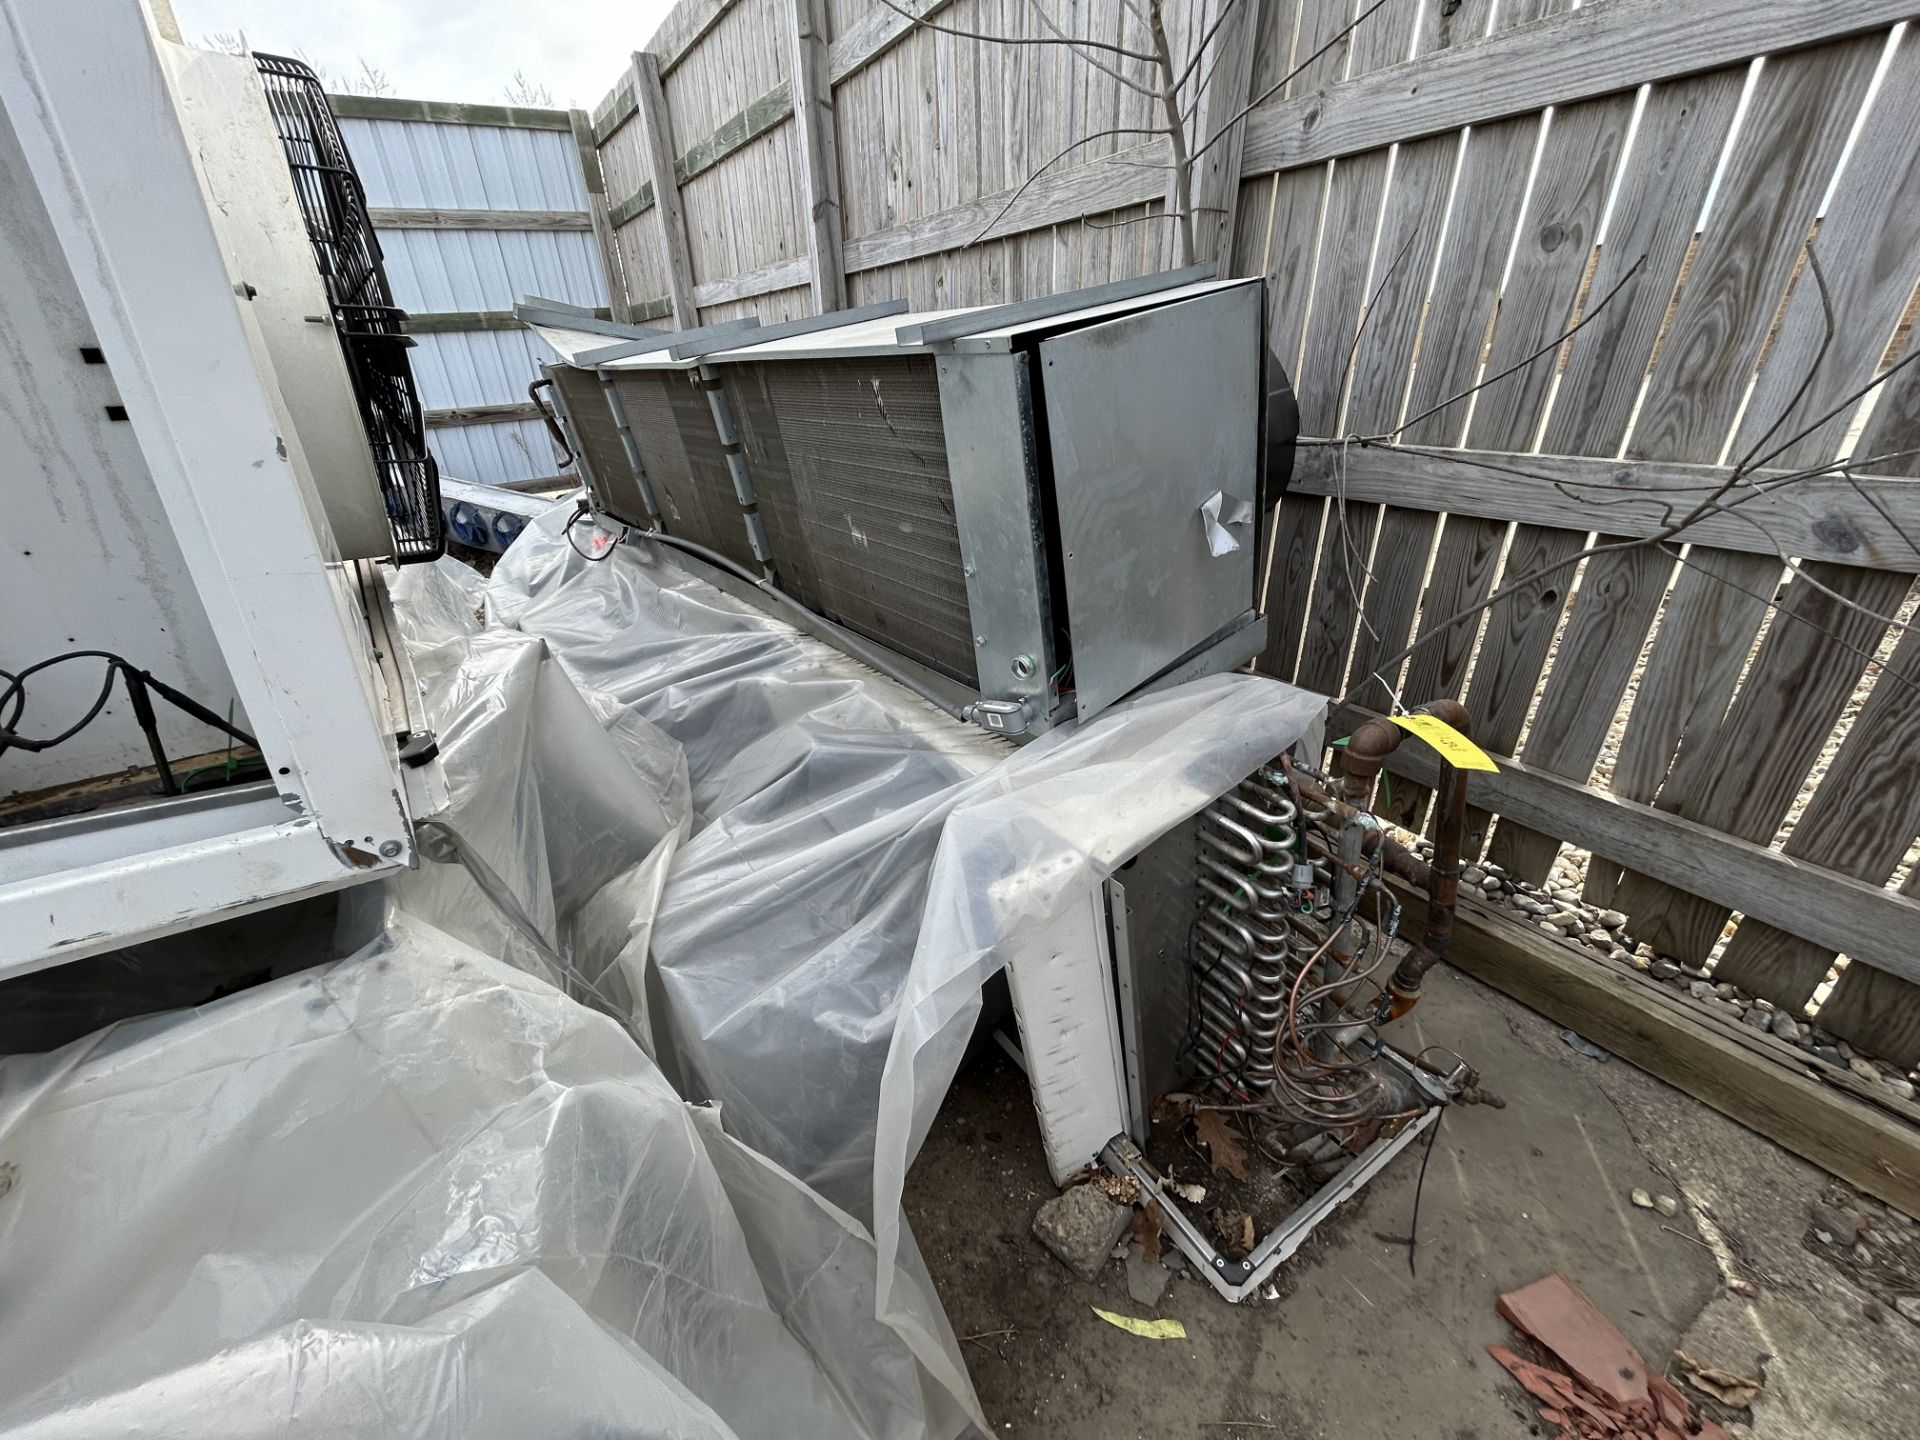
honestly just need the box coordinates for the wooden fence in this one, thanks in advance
[584,0,1920,1207]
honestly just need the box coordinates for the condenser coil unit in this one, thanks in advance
[528,268,1297,735]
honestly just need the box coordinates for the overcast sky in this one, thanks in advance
[170,0,675,110]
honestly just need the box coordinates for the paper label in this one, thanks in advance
[1390,714,1498,772]
[1090,1307,1188,1339]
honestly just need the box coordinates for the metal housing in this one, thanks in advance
[531,271,1283,734]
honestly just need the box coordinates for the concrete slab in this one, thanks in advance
[905,963,1919,1438]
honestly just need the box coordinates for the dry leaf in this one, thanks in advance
[1152,1091,1197,1127]
[1216,1208,1255,1255]
[1128,1201,1165,1259]
[1675,1351,1765,1408]
[1194,1109,1249,1182]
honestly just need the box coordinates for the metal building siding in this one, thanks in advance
[378,228,602,313]
[337,114,606,486]
[340,118,587,210]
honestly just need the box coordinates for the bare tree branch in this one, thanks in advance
[966,127,1172,247]
[1361,253,1648,444]
[1171,0,1243,98]
[1027,0,1161,99]
[1190,0,1394,168]
[1146,2,1195,264]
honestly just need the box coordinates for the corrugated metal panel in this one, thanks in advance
[409,329,558,410]
[341,118,586,210]
[379,229,602,313]
[427,418,565,488]
[337,114,608,486]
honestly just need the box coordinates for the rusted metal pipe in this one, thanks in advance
[1386,698,1471,1018]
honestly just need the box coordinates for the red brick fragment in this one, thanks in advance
[1498,1272,1654,1418]
[1648,1374,1693,1432]
[1696,1424,1731,1440]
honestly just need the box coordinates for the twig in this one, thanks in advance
[1027,0,1160,98]
[1171,0,1243,97]
[1190,0,1395,167]
[1199,1423,1283,1432]
[876,0,1157,60]
[1661,1224,1714,1249]
[1727,247,1834,476]
[966,127,1172,246]
[1146,1,1196,264]
[1364,254,1648,443]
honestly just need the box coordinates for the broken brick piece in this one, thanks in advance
[1498,1272,1653,1418]
[1648,1374,1692,1432]
[1486,1344,1571,1410]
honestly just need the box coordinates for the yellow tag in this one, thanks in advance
[1390,714,1498,772]
[1090,1307,1187,1339]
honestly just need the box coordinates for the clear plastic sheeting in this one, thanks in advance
[488,508,1324,1408]
[0,918,968,1439]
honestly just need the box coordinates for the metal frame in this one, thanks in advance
[0,2,439,976]
[893,263,1216,345]
[665,297,907,359]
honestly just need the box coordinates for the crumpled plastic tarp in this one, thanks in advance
[0,501,1322,1438]
[487,507,1324,1404]
[0,552,974,1440]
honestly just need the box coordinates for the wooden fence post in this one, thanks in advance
[630,50,700,328]
[1191,0,1263,270]
[569,107,628,320]
[786,0,847,313]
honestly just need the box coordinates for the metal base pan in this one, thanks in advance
[1100,1046,1461,1303]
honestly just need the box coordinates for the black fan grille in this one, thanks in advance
[255,53,443,563]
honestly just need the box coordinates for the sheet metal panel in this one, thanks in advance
[426,418,560,490]
[340,117,587,210]
[378,228,603,314]
[1039,284,1262,718]
[409,328,558,410]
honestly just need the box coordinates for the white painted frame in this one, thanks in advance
[0,0,436,978]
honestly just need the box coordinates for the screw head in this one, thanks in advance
[378,840,403,859]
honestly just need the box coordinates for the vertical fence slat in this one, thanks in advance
[1819,866,1920,1066]
[1585,549,1780,906]
[1713,610,1920,1011]
[1731,32,1920,470]
[1543,70,1747,458]
[1382,514,1505,829]
[1489,542,1671,884]
[1294,500,1380,694]
[1626,37,1884,465]
[1456,525,1588,853]
[787,0,845,312]
[631,50,700,326]
[1342,505,1439,713]
[1293,148,1392,435]
[1613,562,1913,963]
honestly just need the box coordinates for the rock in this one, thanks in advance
[1033,1185,1132,1282]
[1689,981,1714,1001]
[1463,866,1486,885]
[1811,1203,1865,1247]
[1485,864,1507,879]
[1897,1297,1920,1323]
[1161,1246,1186,1275]
[1655,1194,1680,1217]
[1550,886,1580,903]
[1714,982,1739,1001]
[1742,1006,1773,1032]
[1681,964,1711,982]
[1597,909,1628,929]
[1630,1188,1654,1209]
[1650,960,1682,981]
[1516,896,1548,916]
[1752,998,1776,1014]
[1770,1013,1803,1043]
[1881,1076,1916,1102]
[1864,1300,1885,1324]
[1838,1040,1856,1061]
[1124,1241,1170,1308]
[1814,1045,1845,1068]
[1850,1057,1882,1083]
[1619,950,1643,968]
[1808,1025,1836,1046]
[1541,920,1567,936]
[1481,876,1503,893]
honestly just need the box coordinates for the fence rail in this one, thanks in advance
[567,0,1920,1198]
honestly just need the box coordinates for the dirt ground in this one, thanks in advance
[905,964,1920,1439]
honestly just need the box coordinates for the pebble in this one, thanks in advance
[1742,1006,1773,1033]
[1811,1202,1864,1247]
[1881,1077,1916,1102]
[1655,1194,1680,1217]
[1515,897,1548,916]
[1850,1057,1882,1083]
[1681,964,1711,982]
[1901,1297,1920,1323]
[1541,920,1567,937]
[1714,982,1739,1001]
[1650,959,1682,981]
[1630,1188,1654,1209]
[1814,1045,1845,1068]
[1770,1013,1803,1043]
[1462,866,1486,885]
[1618,950,1643,968]
[1597,909,1628,929]
[1688,981,1714,1001]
